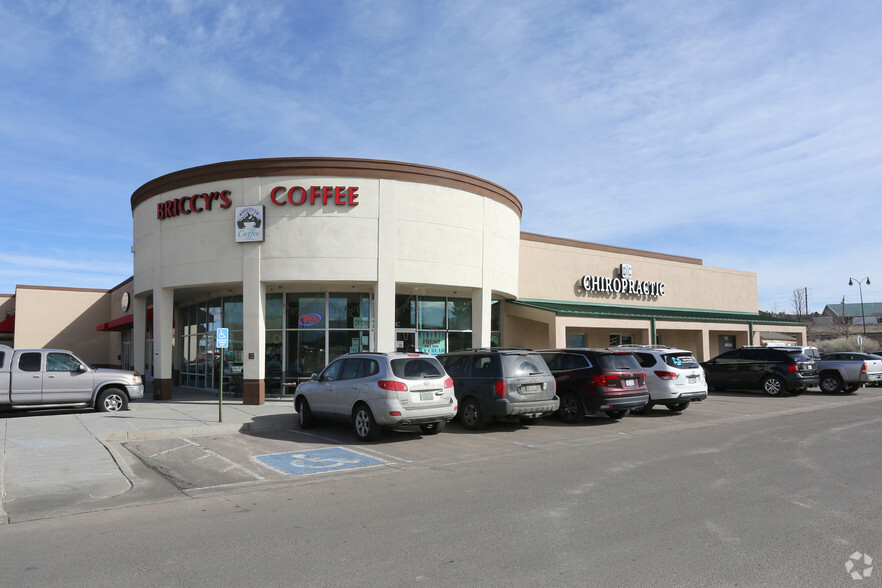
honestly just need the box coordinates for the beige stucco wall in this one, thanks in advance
[517,235,758,313]
[12,286,111,365]
[133,177,520,298]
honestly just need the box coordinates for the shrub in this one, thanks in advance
[813,336,880,354]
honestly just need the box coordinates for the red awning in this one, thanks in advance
[96,308,153,332]
[0,314,14,333]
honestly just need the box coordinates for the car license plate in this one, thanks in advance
[687,376,698,384]
[522,384,540,393]
[624,379,635,387]
[420,391,434,401]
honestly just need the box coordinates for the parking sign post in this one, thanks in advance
[216,328,229,423]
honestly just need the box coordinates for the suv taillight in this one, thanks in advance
[654,370,677,380]
[444,377,454,389]
[378,380,408,392]
[787,364,799,373]
[494,380,507,397]
[591,374,618,387]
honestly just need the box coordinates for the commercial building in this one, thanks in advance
[1,158,807,404]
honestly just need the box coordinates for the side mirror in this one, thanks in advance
[310,373,319,381]
[77,363,88,372]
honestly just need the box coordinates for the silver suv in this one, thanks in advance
[293,352,458,441]
[613,345,708,413]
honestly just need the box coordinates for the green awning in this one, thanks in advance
[509,299,805,326]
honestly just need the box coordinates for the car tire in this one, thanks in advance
[557,392,585,424]
[668,401,690,412]
[762,375,786,396]
[460,397,486,430]
[818,373,844,395]
[353,404,381,441]
[96,388,128,412]
[297,397,314,429]
[605,409,629,419]
[419,421,446,435]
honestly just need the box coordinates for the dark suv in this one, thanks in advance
[701,347,819,396]
[537,349,650,422]
[437,348,558,430]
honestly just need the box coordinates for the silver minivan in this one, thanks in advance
[294,352,458,441]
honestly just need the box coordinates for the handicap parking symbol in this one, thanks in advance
[254,447,385,476]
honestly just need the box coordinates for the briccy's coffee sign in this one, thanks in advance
[581,264,666,297]
[156,185,360,221]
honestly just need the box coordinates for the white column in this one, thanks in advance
[376,179,397,352]
[152,286,174,399]
[242,242,266,404]
[133,294,147,376]
[471,287,492,348]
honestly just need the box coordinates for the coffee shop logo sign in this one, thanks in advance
[235,206,265,243]
[580,263,666,298]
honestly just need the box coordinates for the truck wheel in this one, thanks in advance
[818,373,843,394]
[97,388,128,412]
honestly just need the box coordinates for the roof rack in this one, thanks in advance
[610,344,673,350]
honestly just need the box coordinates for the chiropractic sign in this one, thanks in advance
[581,264,666,297]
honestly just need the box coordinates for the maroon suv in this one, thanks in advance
[538,349,650,421]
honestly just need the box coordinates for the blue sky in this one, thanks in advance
[1,0,880,314]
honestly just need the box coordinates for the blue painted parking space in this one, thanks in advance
[254,447,386,476]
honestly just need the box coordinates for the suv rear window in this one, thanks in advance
[502,354,549,377]
[663,353,699,369]
[390,357,444,379]
[597,353,642,371]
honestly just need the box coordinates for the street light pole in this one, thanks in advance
[848,276,871,338]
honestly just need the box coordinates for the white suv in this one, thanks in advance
[613,345,708,413]
[294,352,458,441]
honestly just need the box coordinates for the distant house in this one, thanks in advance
[821,301,882,325]
[760,332,798,346]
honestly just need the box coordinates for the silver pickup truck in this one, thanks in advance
[816,351,882,394]
[0,345,144,412]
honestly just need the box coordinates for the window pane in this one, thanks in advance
[205,299,222,332]
[265,293,284,329]
[223,295,243,331]
[418,331,446,355]
[447,298,471,330]
[418,296,445,329]
[329,292,371,329]
[566,333,586,348]
[490,299,501,331]
[287,293,325,329]
[329,330,368,361]
[448,331,472,352]
[287,330,325,378]
[395,294,416,329]
[47,353,80,371]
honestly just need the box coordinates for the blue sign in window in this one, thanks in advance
[254,447,385,476]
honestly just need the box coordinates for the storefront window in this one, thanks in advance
[418,296,446,330]
[223,296,243,331]
[418,331,447,355]
[395,294,417,329]
[448,331,472,352]
[447,298,471,331]
[329,293,371,329]
[287,330,325,378]
[288,293,325,329]
[266,293,283,329]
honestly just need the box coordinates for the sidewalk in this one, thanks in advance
[0,388,296,523]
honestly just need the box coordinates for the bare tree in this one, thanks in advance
[791,288,805,321]
[833,297,852,338]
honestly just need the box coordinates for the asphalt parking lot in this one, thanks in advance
[123,388,882,498]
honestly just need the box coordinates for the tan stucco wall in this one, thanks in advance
[517,234,758,313]
[133,176,520,298]
[13,286,111,365]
